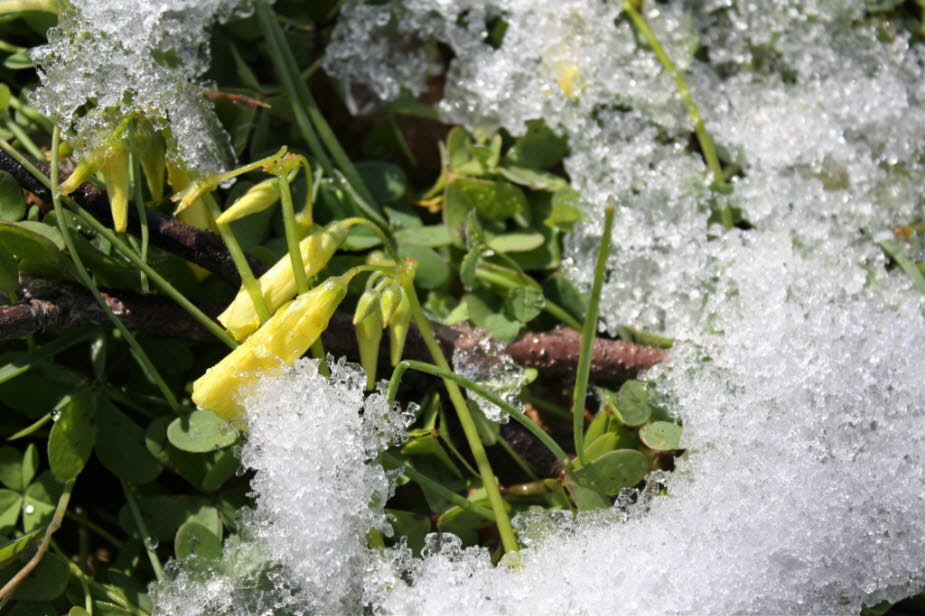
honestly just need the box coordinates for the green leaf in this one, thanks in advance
[436,498,496,546]
[542,274,586,322]
[0,488,21,533]
[95,399,162,485]
[47,390,96,482]
[0,552,69,601]
[497,166,568,192]
[879,239,925,297]
[565,476,610,511]
[0,170,25,222]
[0,529,41,568]
[0,220,73,279]
[401,431,461,478]
[118,495,220,541]
[200,448,239,493]
[545,187,584,233]
[584,432,618,461]
[503,286,545,323]
[445,127,471,170]
[394,225,450,248]
[486,232,545,253]
[639,421,683,451]
[22,471,62,533]
[385,509,430,556]
[356,161,407,206]
[69,607,91,616]
[3,49,34,70]
[167,410,238,453]
[174,520,222,560]
[570,449,650,495]
[503,119,568,170]
[613,380,652,427]
[0,445,30,491]
[0,244,17,296]
[459,247,480,291]
[444,177,527,246]
[396,243,449,290]
[464,292,520,343]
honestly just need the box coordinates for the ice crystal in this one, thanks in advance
[452,337,527,423]
[30,0,251,173]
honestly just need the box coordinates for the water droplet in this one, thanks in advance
[51,410,61,422]
[23,504,35,515]
[144,536,160,550]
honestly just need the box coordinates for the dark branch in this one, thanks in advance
[0,149,267,285]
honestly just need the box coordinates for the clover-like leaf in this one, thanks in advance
[612,380,652,427]
[503,286,545,323]
[48,390,96,482]
[174,520,222,560]
[95,398,162,485]
[570,449,650,496]
[639,421,683,451]
[167,409,238,453]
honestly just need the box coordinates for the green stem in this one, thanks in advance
[210,197,271,323]
[67,562,150,616]
[5,119,44,160]
[8,94,55,134]
[0,329,95,385]
[397,285,519,553]
[474,266,583,331]
[48,129,181,413]
[255,0,388,229]
[624,1,726,189]
[520,390,572,419]
[380,452,495,523]
[131,155,150,293]
[342,216,397,259]
[571,203,615,465]
[0,139,237,349]
[65,510,125,549]
[388,360,570,466]
[121,481,164,582]
[277,169,310,295]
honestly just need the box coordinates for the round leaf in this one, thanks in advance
[48,391,96,482]
[167,410,238,453]
[0,170,25,222]
[174,520,222,560]
[614,380,652,427]
[571,449,650,496]
[503,286,546,323]
[22,471,62,533]
[639,421,683,451]
[0,552,69,601]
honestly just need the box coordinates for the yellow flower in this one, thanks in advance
[215,177,281,225]
[100,145,130,232]
[355,305,383,391]
[192,275,349,420]
[389,291,411,367]
[218,220,351,341]
[59,157,99,196]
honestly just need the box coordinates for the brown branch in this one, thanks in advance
[0,149,267,285]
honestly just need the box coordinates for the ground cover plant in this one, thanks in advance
[0,0,922,614]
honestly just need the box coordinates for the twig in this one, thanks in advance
[0,148,267,285]
[0,480,74,607]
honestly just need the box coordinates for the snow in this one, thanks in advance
[30,0,252,174]
[156,0,925,614]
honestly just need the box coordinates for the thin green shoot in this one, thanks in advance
[399,280,520,552]
[121,480,164,582]
[571,202,615,466]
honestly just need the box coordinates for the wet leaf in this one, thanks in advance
[613,380,652,427]
[174,520,222,560]
[47,390,96,482]
[167,409,238,453]
[639,421,683,451]
[571,449,650,496]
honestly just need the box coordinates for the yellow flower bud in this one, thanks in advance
[192,275,350,420]
[132,125,166,203]
[379,282,402,326]
[100,146,130,232]
[353,287,381,325]
[167,162,216,233]
[218,220,351,341]
[389,291,412,366]
[355,305,383,390]
[59,158,99,196]
[215,177,281,225]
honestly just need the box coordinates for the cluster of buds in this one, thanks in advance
[59,115,167,233]
[353,258,416,390]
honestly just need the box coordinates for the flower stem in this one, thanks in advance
[571,202,615,466]
[0,138,237,349]
[277,168,310,295]
[131,154,150,292]
[48,128,181,412]
[121,480,164,582]
[399,280,519,553]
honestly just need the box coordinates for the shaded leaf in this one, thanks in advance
[613,380,652,427]
[0,552,69,601]
[95,399,162,485]
[356,161,407,206]
[174,520,222,560]
[571,449,650,496]
[22,471,62,533]
[0,529,41,568]
[503,119,568,170]
[503,286,545,323]
[47,390,96,482]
